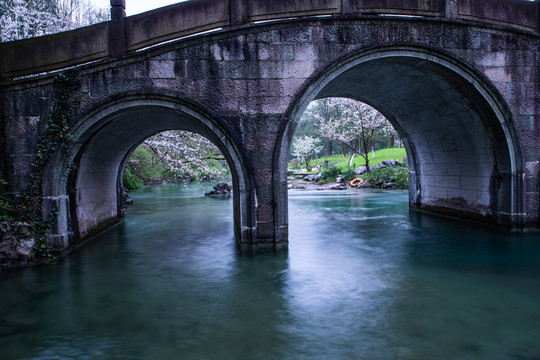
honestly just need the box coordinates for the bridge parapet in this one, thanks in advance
[0,0,538,81]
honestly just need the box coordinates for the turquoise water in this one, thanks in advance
[1,184,539,359]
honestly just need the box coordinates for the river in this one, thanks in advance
[1,184,539,359]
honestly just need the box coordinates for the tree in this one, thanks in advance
[315,98,396,171]
[291,135,323,170]
[300,98,337,157]
[124,130,229,187]
[1,0,109,42]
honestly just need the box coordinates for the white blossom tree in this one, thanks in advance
[126,130,228,184]
[315,98,396,171]
[1,0,109,42]
[291,135,323,170]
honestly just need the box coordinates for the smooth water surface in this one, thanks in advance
[1,184,540,359]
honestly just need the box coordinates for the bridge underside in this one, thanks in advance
[315,55,519,225]
[42,98,252,249]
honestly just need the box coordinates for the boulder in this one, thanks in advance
[205,183,232,196]
[380,159,401,167]
[328,183,347,190]
[354,166,372,175]
[304,173,321,182]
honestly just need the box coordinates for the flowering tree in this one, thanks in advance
[291,135,323,170]
[315,98,396,171]
[1,0,109,42]
[126,130,229,185]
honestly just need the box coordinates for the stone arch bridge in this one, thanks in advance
[1,0,539,251]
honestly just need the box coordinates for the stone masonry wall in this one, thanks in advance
[0,17,538,252]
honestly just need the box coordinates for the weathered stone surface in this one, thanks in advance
[0,4,539,257]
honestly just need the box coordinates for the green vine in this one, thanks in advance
[1,67,81,264]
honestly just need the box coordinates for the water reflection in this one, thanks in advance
[0,185,539,359]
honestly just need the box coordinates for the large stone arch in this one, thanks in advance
[276,45,524,231]
[42,92,254,250]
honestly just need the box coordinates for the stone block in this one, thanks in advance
[257,30,280,43]
[516,115,536,131]
[89,78,153,97]
[254,169,273,188]
[281,27,312,43]
[276,225,288,244]
[174,42,211,60]
[11,155,34,177]
[442,27,464,49]
[257,43,279,61]
[256,186,273,204]
[525,161,540,175]
[255,221,275,241]
[149,60,175,79]
[244,132,277,151]
[281,44,295,60]
[249,150,274,169]
[506,50,538,67]
[465,31,491,50]
[257,204,273,222]
[6,136,33,155]
[292,44,318,61]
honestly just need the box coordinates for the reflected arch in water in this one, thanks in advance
[42,92,253,248]
[280,46,524,227]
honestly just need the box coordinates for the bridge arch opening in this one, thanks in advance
[280,46,524,228]
[43,94,252,249]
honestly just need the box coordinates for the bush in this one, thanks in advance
[319,166,341,183]
[341,168,357,182]
[362,165,408,189]
[123,167,144,190]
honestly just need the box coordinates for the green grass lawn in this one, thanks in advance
[290,147,408,171]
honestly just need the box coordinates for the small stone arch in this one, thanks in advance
[276,45,525,230]
[42,92,254,250]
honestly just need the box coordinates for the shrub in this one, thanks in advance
[319,166,341,183]
[362,165,409,189]
[123,167,144,190]
[341,168,357,182]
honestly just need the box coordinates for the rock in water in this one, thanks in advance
[205,183,232,197]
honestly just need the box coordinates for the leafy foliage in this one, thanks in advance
[319,166,341,183]
[362,166,409,189]
[341,168,357,182]
[122,167,144,191]
[0,68,81,262]
[124,131,230,189]
[315,98,396,170]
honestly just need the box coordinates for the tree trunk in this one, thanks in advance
[365,155,370,173]
[390,134,395,147]
[348,153,355,168]
[327,140,333,156]
[340,143,346,159]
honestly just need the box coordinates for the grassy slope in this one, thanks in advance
[293,147,408,171]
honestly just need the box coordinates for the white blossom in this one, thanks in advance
[1,0,109,42]
[131,130,228,182]
[313,97,397,170]
[291,135,323,169]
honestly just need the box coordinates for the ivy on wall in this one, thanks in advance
[0,67,81,263]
